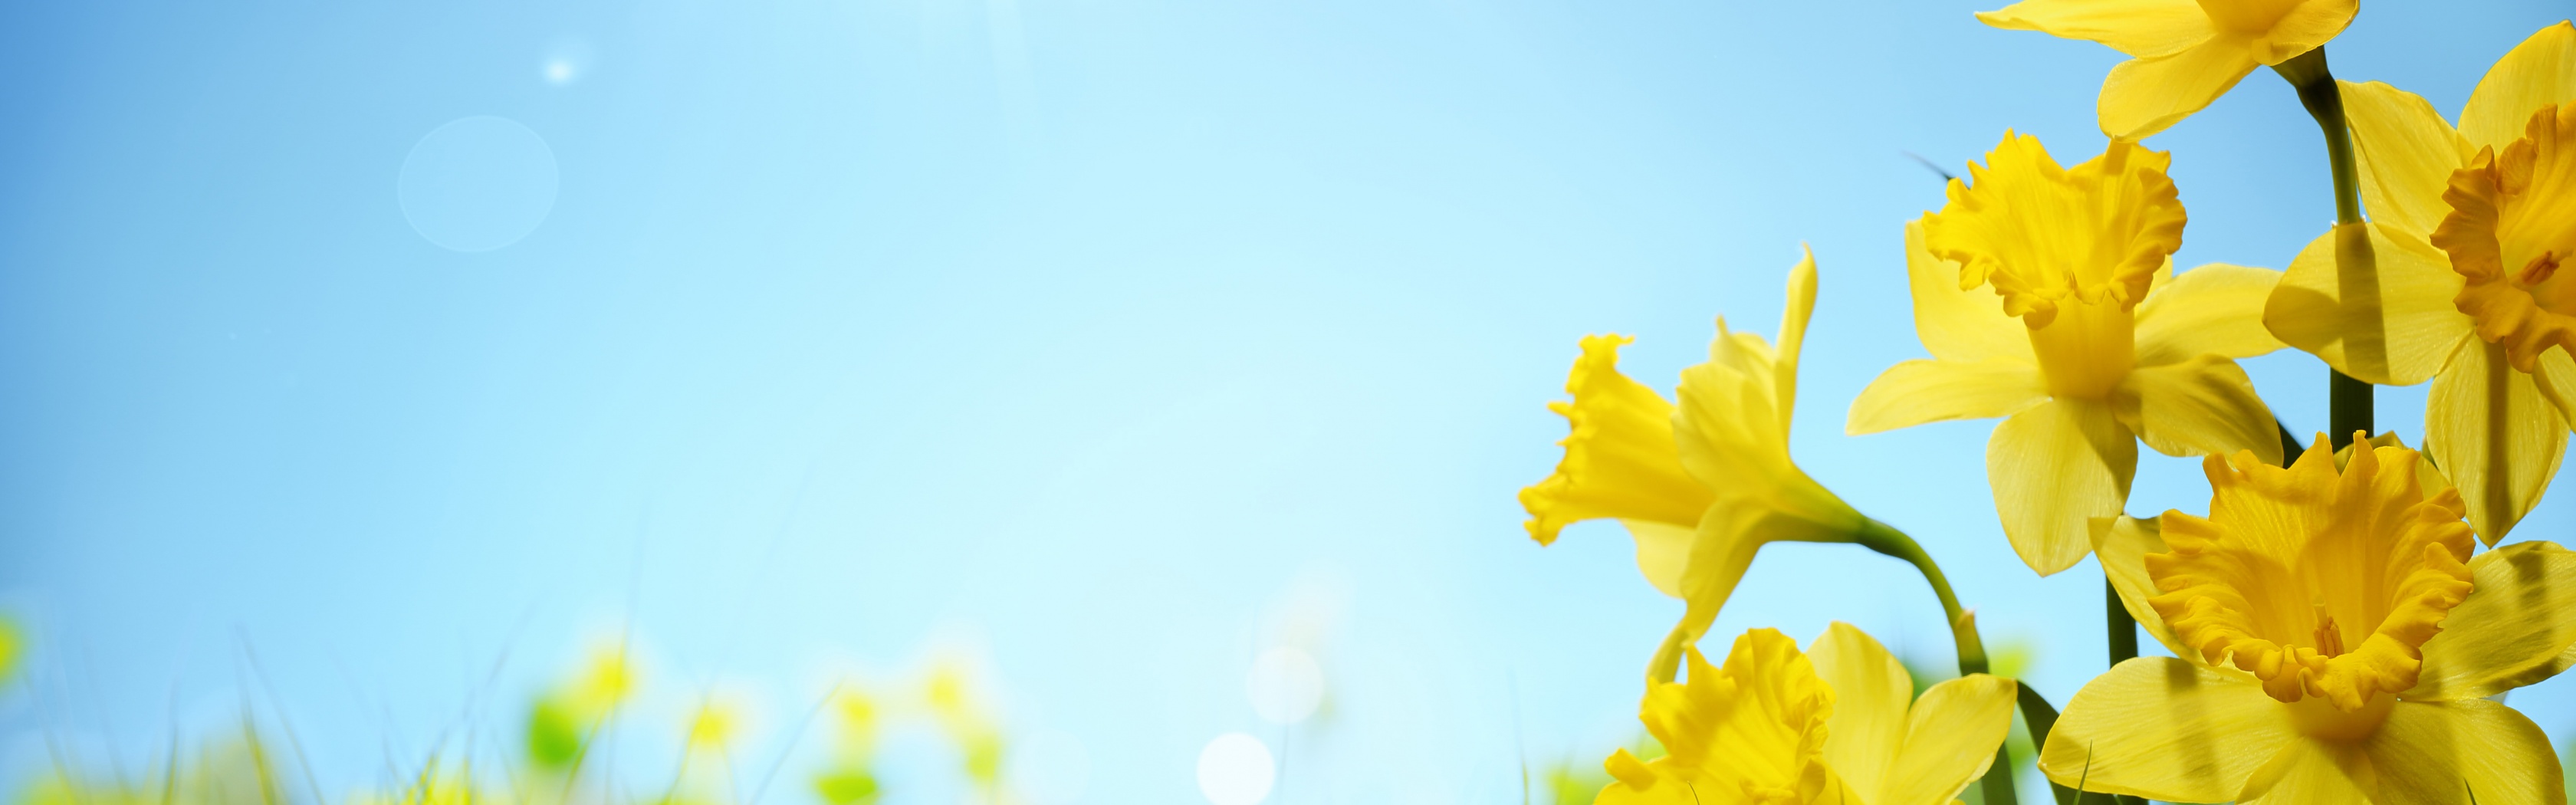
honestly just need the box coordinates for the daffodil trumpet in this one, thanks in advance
[1520,251,2028,804]
[1602,626,2019,805]
[2047,436,2576,803]
[2273,46,2377,449]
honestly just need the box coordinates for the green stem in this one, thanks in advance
[1855,519,2013,805]
[2330,370,2374,449]
[2275,47,2374,449]
[1855,519,1986,675]
[2104,578,2137,667]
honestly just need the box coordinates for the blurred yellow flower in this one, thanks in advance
[2263,22,2576,543]
[527,642,642,769]
[1597,625,2015,805]
[686,697,744,750]
[2049,439,2576,803]
[1852,134,2283,576]
[0,616,21,684]
[1522,251,1871,675]
[1977,0,2358,139]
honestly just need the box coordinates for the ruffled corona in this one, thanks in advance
[1519,334,1714,545]
[2147,439,2476,711]
[1602,629,1840,805]
[2435,104,2576,373]
[1598,626,2016,805]
[1921,135,2185,399]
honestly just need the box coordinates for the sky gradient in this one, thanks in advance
[4,2,2573,803]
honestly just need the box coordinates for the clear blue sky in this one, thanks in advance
[3,1,2571,803]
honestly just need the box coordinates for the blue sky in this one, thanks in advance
[3,1,2573,803]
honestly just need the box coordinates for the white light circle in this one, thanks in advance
[1246,647,1323,724]
[1196,732,1275,805]
[542,36,595,86]
[396,117,559,252]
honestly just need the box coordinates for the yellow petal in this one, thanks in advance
[1776,246,1818,421]
[2409,540,2576,702]
[2341,80,2476,235]
[1877,674,2016,805]
[2095,515,2196,662]
[1664,506,1763,654]
[1676,349,1856,531]
[2133,263,2285,366]
[1521,335,1714,545]
[2364,698,2564,805]
[2240,0,2357,64]
[1902,219,2029,364]
[2538,346,2576,424]
[1622,519,1694,599]
[2426,339,2570,544]
[2036,657,2295,802]
[1810,623,1913,801]
[1987,399,2136,575]
[2461,21,2576,153]
[2235,738,2373,804]
[2098,34,2262,140]
[1668,504,1849,651]
[1845,358,2049,435]
[2112,354,2282,463]
[2263,222,2474,386]
[1973,0,2213,58]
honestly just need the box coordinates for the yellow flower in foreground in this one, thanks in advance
[1598,624,2015,805]
[2265,22,2576,542]
[2047,439,2576,803]
[1522,251,1870,675]
[1852,134,2283,576]
[1977,0,2358,139]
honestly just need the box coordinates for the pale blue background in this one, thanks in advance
[4,1,2573,803]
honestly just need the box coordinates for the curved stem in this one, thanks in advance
[2275,47,2374,449]
[1854,518,2013,805]
[1855,518,1987,675]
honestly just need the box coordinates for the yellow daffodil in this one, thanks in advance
[2263,22,2576,543]
[1522,251,1871,676]
[1598,624,2016,805]
[2046,437,2576,803]
[1851,134,2285,576]
[1976,0,2359,139]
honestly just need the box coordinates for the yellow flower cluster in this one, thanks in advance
[1523,10,2576,805]
[16,636,1020,805]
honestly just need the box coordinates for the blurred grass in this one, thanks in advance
[6,623,1009,805]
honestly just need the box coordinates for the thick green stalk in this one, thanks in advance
[2275,47,2374,449]
[2104,578,2137,666]
[1855,519,2015,805]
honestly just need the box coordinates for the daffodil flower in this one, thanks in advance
[1976,0,2359,139]
[1598,624,2016,805]
[2047,438,2576,803]
[2264,22,2576,543]
[1522,251,1871,674]
[1851,134,2285,577]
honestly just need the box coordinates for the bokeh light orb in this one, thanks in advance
[396,116,558,252]
[1245,646,1322,724]
[1194,732,1274,805]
